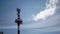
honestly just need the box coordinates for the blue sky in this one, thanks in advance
[0,0,60,34]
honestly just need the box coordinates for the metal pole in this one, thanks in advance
[18,25,20,34]
[15,8,22,34]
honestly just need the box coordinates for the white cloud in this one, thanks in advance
[0,25,17,29]
[32,0,58,21]
[31,26,60,32]
[0,25,60,32]
[21,15,60,29]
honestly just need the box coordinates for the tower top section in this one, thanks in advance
[15,8,22,24]
[17,8,21,13]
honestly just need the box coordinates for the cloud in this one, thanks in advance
[0,25,60,32]
[32,0,58,21]
[0,25,17,29]
[31,26,60,32]
[21,14,60,29]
